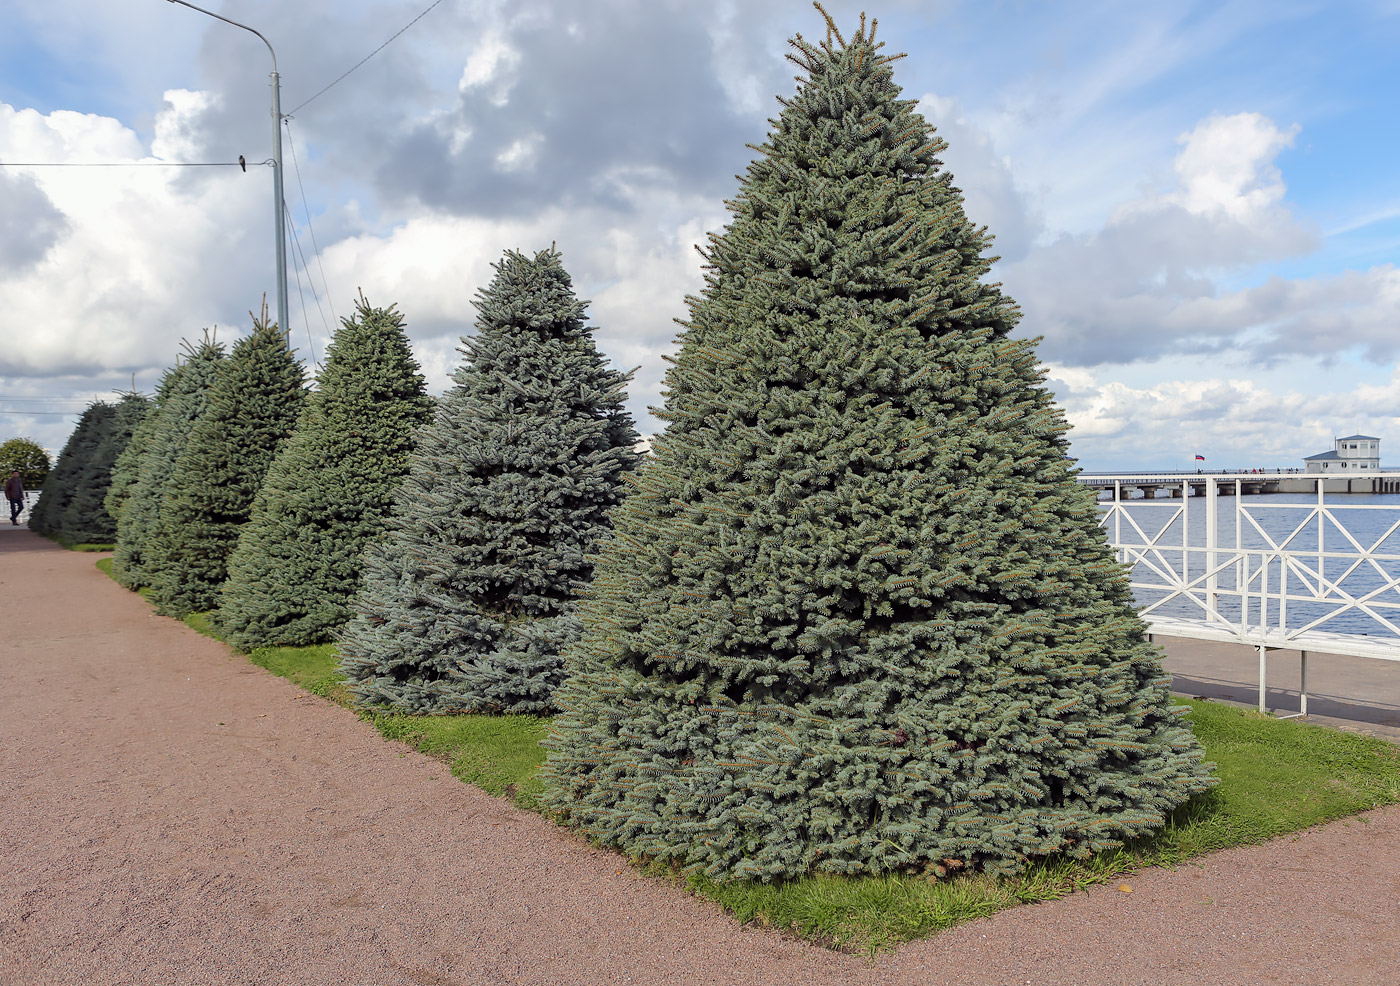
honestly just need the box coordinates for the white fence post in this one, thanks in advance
[1206,477,1217,613]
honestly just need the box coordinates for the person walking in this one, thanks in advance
[5,470,24,525]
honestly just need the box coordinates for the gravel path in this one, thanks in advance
[2,528,1398,986]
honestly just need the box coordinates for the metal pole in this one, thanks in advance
[165,0,288,335]
[270,70,288,335]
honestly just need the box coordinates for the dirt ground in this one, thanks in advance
[2,527,1398,986]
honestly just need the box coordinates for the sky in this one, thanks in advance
[2,0,1399,471]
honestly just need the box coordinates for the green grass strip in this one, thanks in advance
[95,557,153,601]
[95,558,1400,952]
[366,710,551,811]
[50,536,114,551]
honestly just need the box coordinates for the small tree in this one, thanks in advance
[543,8,1214,882]
[0,438,50,487]
[339,248,642,714]
[111,339,225,590]
[57,392,151,544]
[28,403,112,537]
[147,306,306,617]
[218,294,432,650]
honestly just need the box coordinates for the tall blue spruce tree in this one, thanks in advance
[111,337,225,590]
[107,367,185,527]
[543,8,1215,882]
[147,305,306,617]
[339,248,641,714]
[217,295,432,650]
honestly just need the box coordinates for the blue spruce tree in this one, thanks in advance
[106,367,184,527]
[218,294,432,650]
[111,336,225,590]
[339,248,641,714]
[147,304,307,617]
[543,9,1214,882]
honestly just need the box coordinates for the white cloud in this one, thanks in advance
[459,33,520,92]
[1003,112,1334,366]
[0,95,271,379]
[494,133,542,171]
[1166,112,1298,220]
[1049,363,1400,469]
[150,89,218,164]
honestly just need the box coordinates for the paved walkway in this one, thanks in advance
[1158,635,1400,742]
[2,527,1399,985]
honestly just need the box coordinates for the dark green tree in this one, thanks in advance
[106,367,186,527]
[339,248,642,714]
[28,403,112,536]
[57,392,151,544]
[218,295,432,650]
[543,9,1214,882]
[111,339,225,589]
[147,308,306,617]
[0,437,50,487]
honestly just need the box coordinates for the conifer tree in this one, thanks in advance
[147,306,306,617]
[218,295,432,650]
[111,339,225,589]
[106,367,185,526]
[339,249,641,714]
[28,401,113,537]
[544,9,1214,882]
[57,392,151,544]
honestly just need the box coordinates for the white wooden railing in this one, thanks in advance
[1095,474,1400,715]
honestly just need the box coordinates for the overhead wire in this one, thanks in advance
[0,160,267,168]
[285,0,448,117]
[283,199,324,370]
[283,121,339,330]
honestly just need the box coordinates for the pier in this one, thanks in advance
[1078,472,1400,498]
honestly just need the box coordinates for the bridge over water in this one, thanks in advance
[1078,471,1400,498]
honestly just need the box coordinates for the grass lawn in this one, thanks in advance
[52,537,114,551]
[97,559,1400,952]
[95,557,154,601]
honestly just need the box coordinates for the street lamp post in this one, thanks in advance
[166,0,289,336]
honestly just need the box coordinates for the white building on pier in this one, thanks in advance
[1304,435,1381,474]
